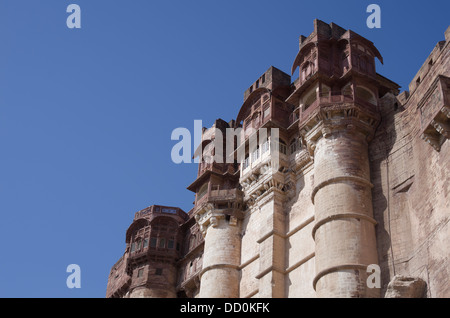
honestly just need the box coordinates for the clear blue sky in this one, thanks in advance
[0,0,448,298]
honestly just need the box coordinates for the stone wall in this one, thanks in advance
[370,28,450,298]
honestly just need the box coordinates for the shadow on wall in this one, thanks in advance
[369,92,401,297]
[284,170,306,294]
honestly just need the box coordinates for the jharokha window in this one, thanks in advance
[129,218,179,254]
[130,225,150,254]
[197,184,208,201]
[150,219,178,251]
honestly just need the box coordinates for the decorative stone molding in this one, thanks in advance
[300,100,381,158]
[240,156,289,207]
[291,149,313,174]
[311,212,378,240]
[194,202,242,237]
[312,264,369,291]
[198,263,240,280]
[311,175,374,204]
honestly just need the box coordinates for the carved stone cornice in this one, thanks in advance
[240,160,288,207]
[290,149,313,174]
[194,202,242,237]
[300,105,380,156]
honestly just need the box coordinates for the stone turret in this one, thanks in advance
[188,119,244,297]
[106,205,188,298]
[106,20,449,299]
[288,19,394,297]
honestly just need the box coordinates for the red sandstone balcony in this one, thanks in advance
[289,94,377,126]
[198,161,235,177]
[195,188,243,206]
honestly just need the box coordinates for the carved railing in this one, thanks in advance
[195,188,243,206]
[299,94,375,123]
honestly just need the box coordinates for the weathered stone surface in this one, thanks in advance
[106,20,449,298]
[385,276,427,298]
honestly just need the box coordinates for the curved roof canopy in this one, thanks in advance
[125,218,149,243]
[236,87,271,124]
[291,35,383,76]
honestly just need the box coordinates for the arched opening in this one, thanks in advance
[126,219,150,244]
[278,139,287,155]
[342,83,352,97]
[289,139,297,155]
[197,184,208,201]
[304,90,317,110]
[301,61,315,82]
[355,86,377,105]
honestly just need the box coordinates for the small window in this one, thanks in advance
[304,90,317,110]
[143,239,148,248]
[261,140,269,154]
[159,238,166,248]
[355,86,377,105]
[130,243,136,252]
[262,74,266,83]
[263,106,271,118]
[197,184,208,200]
[189,235,195,249]
[256,80,259,88]
[279,141,287,155]
[251,147,259,162]
[150,237,157,248]
[137,268,144,278]
[290,140,297,154]
[168,239,174,249]
[243,156,250,170]
[155,268,163,276]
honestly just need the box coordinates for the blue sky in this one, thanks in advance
[0,0,448,298]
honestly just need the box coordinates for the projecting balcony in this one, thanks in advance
[197,161,235,177]
[289,93,378,128]
[195,188,243,207]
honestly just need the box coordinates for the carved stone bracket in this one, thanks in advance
[419,76,450,151]
[242,169,287,207]
[300,103,381,157]
[194,202,242,237]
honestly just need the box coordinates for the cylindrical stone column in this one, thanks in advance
[311,128,379,298]
[198,214,241,298]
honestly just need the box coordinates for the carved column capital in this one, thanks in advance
[194,202,242,237]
